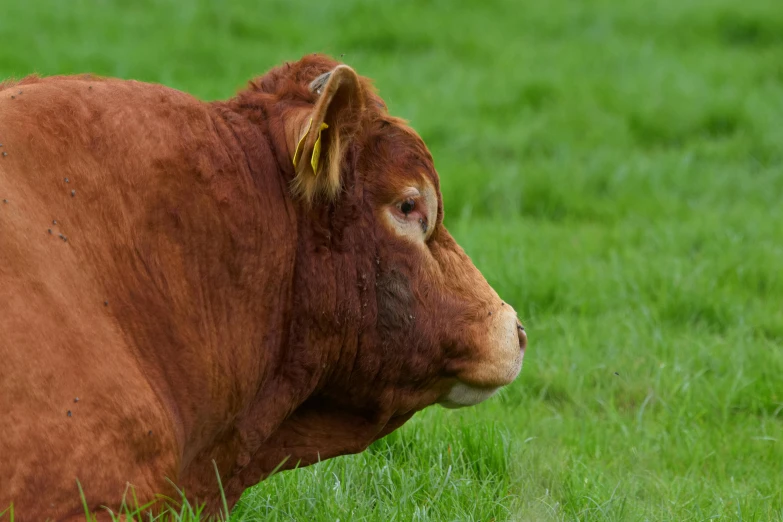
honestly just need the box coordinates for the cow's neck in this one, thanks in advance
[106,104,303,473]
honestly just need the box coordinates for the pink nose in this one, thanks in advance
[517,322,527,351]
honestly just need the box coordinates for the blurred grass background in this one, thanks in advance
[2,0,783,520]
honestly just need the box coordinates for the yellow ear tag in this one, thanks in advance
[310,122,329,175]
[292,118,313,168]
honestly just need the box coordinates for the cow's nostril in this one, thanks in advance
[517,323,527,351]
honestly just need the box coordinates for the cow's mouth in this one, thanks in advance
[438,310,526,408]
[438,382,501,409]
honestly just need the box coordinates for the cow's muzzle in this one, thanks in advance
[439,305,526,408]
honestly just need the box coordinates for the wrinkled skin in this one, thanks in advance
[0,55,525,520]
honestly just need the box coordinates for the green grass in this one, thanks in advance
[3,0,783,520]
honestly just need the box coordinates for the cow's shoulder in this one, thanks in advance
[0,73,225,174]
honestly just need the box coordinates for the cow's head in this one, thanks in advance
[236,55,525,476]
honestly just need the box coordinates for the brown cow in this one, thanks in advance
[0,54,526,520]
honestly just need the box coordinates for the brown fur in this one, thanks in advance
[0,54,523,520]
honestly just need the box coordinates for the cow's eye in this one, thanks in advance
[399,199,415,215]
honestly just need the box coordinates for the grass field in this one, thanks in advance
[3,0,783,520]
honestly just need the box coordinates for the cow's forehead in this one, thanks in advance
[364,116,440,191]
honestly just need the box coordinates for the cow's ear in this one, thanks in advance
[289,65,366,205]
